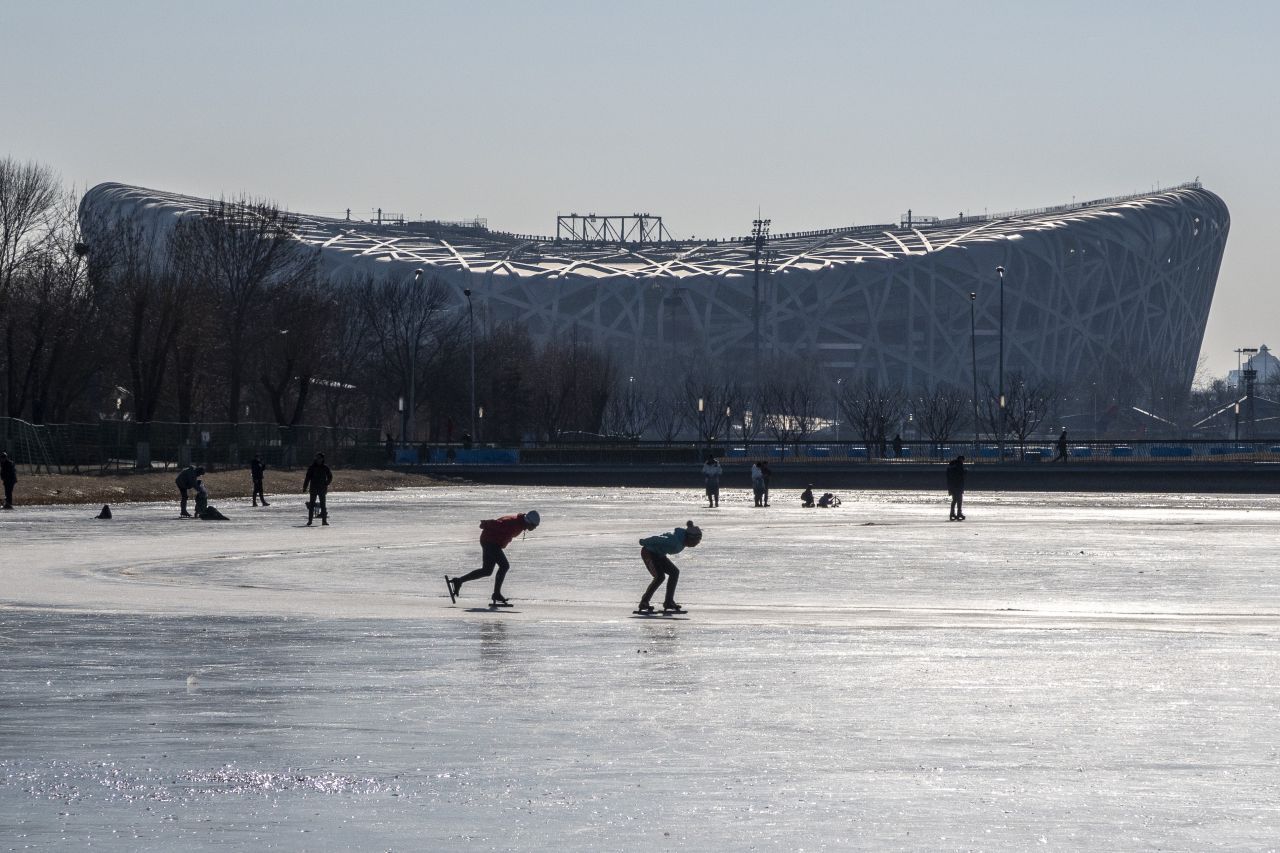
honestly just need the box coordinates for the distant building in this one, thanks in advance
[80,181,1229,393]
[1228,345,1280,390]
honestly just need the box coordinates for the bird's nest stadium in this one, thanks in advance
[80,181,1228,392]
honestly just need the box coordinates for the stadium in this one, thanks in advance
[80,181,1229,392]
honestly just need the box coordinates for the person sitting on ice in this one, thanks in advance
[194,477,209,518]
[801,485,815,508]
[635,520,702,615]
[817,492,841,508]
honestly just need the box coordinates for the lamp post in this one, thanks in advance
[464,287,476,441]
[834,377,843,442]
[996,265,1006,462]
[407,269,423,448]
[969,291,979,451]
[478,406,485,444]
[1235,401,1240,444]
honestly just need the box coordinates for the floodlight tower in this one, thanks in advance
[748,217,772,373]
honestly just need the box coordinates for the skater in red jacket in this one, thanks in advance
[447,510,540,606]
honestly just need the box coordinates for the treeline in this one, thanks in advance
[0,157,1249,443]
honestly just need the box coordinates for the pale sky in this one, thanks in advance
[4,0,1277,380]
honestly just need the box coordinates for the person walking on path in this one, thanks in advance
[702,455,722,507]
[893,433,903,459]
[635,520,702,614]
[0,451,16,510]
[175,464,205,518]
[946,455,966,521]
[250,454,269,506]
[447,510,540,606]
[1054,429,1069,463]
[303,453,333,526]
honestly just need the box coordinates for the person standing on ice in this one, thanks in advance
[0,451,16,510]
[250,453,268,506]
[946,455,966,521]
[447,510,540,606]
[751,462,765,507]
[303,452,333,526]
[175,464,204,518]
[635,520,702,614]
[702,455,722,507]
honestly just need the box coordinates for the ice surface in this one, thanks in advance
[3,486,1280,850]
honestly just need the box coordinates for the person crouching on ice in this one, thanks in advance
[636,520,702,614]
[448,510,540,607]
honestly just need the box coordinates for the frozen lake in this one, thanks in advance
[3,485,1279,851]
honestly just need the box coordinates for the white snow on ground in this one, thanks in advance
[2,485,1279,851]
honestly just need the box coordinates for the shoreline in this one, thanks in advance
[2,469,460,507]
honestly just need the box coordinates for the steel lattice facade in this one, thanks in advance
[81,182,1229,391]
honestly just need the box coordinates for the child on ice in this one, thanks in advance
[635,520,702,614]
[448,510,540,606]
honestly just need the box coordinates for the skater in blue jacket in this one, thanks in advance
[636,520,702,614]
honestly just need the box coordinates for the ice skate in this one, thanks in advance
[634,603,656,615]
[490,594,512,608]
[662,602,686,614]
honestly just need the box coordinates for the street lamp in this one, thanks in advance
[407,269,424,448]
[834,377,843,442]
[969,291,979,451]
[996,265,1006,462]
[464,287,476,441]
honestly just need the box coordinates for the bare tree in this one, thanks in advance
[258,276,338,426]
[681,374,735,444]
[914,383,966,449]
[171,197,319,424]
[528,330,614,441]
[601,376,655,439]
[757,359,822,445]
[839,377,907,457]
[89,209,188,427]
[0,158,62,417]
[355,271,458,441]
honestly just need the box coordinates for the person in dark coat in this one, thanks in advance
[1054,429,1069,463]
[946,455,966,521]
[702,456,722,508]
[174,465,205,518]
[250,454,268,506]
[892,433,903,459]
[0,451,16,510]
[303,453,333,526]
[800,485,815,508]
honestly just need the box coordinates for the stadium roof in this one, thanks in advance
[83,181,1207,281]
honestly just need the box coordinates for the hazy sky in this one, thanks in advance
[4,0,1277,379]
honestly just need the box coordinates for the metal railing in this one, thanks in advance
[0,418,385,474]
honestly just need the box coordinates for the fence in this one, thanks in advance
[0,418,385,473]
[507,437,1280,467]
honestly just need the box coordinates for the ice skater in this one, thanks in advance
[250,453,268,506]
[702,455,722,507]
[751,461,768,507]
[946,454,966,520]
[635,520,702,615]
[303,452,332,526]
[447,510,540,606]
[175,464,205,517]
[801,485,815,507]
